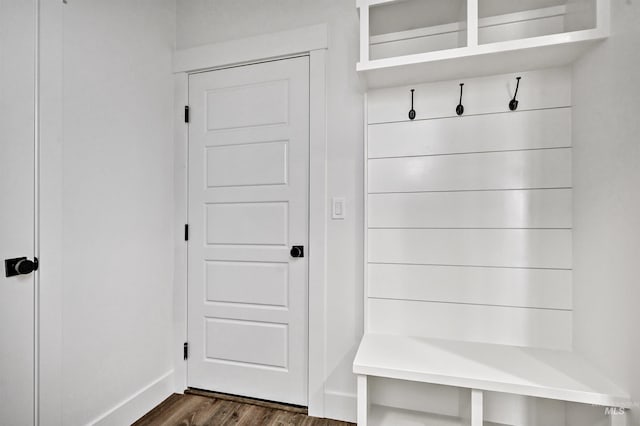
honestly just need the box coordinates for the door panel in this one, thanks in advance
[188,57,309,405]
[205,202,288,245]
[205,318,288,368]
[0,0,36,424]
[205,141,288,187]
[205,79,289,130]
[205,261,289,307]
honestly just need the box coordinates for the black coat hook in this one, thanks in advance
[408,89,416,120]
[509,77,521,111]
[456,83,464,116]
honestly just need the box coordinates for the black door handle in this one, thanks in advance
[290,246,304,258]
[5,257,39,277]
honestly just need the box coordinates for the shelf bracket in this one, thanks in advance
[359,5,370,63]
[467,0,479,47]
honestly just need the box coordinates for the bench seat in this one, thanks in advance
[353,334,631,425]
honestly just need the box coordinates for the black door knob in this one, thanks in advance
[290,246,304,258]
[4,257,39,277]
[15,258,37,275]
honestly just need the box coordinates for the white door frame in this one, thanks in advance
[31,0,65,425]
[172,24,328,417]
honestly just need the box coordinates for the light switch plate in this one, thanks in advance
[332,197,346,220]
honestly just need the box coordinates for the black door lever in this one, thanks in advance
[5,257,38,277]
[290,246,304,258]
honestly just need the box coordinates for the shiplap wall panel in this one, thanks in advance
[368,263,572,310]
[368,108,571,158]
[369,229,572,269]
[368,149,572,193]
[368,189,572,229]
[368,299,572,350]
[365,67,573,350]
[367,68,571,124]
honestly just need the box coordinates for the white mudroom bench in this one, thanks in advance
[353,334,631,426]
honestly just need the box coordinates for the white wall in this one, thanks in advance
[176,2,640,424]
[176,0,365,420]
[61,1,176,424]
[572,1,640,425]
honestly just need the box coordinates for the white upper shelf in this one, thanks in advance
[356,0,610,88]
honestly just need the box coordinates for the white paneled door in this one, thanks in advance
[187,57,309,406]
[0,0,37,424]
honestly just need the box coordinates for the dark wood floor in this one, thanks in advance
[133,392,354,426]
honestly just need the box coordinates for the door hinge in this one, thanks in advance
[184,105,190,123]
[184,224,189,241]
[183,342,189,360]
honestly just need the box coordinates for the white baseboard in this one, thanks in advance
[324,390,357,423]
[90,370,174,426]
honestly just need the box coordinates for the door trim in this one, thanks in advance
[34,0,41,422]
[173,25,328,418]
[37,0,65,423]
[173,24,327,73]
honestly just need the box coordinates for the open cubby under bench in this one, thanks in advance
[353,334,631,426]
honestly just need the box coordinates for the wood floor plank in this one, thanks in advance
[267,410,292,426]
[217,401,253,425]
[134,393,354,426]
[189,398,230,426]
[268,411,312,426]
[150,396,217,426]
[236,404,276,426]
[214,400,260,425]
[133,394,184,426]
